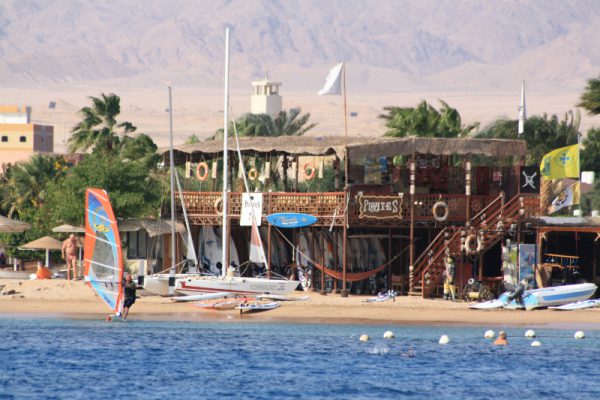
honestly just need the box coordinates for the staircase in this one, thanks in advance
[409,193,535,298]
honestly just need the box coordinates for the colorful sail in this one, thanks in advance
[84,188,124,314]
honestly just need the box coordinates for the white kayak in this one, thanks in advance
[172,292,234,302]
[256,294,309,302]
[469,298,506,310]
[236,301,280,312]
[363,290,398,303]
[549,299,600,311]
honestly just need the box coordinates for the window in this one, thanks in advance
[19,136,26,143]
[126,230,149,259]
[1,136,7,142]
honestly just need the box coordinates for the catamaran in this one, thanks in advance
[83,188,126,321]
[171,27,299,297]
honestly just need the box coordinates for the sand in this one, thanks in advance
[1,279,599,329]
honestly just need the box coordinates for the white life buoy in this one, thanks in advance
[214,197,223,215]
[432,201,449,222]
[465,234,484,254]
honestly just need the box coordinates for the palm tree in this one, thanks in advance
[578,75,600,115]
[68,93,136,153]
[272,109,317,136]
[211,108,316,139]
[380,100,478,138]
[0,155,67,218]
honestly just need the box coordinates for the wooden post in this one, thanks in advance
[388,227,392,292]
[341,193,349,297]
[465,157,472,221]
[320,229,326,295]
[408,154,416,293]
[267,222,272,279]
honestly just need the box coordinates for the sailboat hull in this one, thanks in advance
[143,273,199,296]
[175,276,299,296]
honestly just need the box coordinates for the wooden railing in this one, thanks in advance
[178,191,346,226]
[413,193,540,298]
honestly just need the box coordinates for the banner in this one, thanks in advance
[518,243,536,281]
[519,165,539,193]
[318,63,343,95]
[540,144,579,179]
[240,193,263,226]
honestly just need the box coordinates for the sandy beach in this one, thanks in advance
[1,279,599,328]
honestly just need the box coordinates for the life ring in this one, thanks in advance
[248,168,258,181]
[303,162,316,180]
[432,201,449,222]
[214,197,223,215]
[465,234,484,255]
[195,162,209,181]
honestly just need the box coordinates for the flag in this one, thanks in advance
[540,144,579,179]
[318,62,343,95]
[249,217,267,265]
[548,182,580,214]
[518,81,526,136]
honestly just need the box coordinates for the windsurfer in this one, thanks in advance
[123,273,137,320]
[61,234,78,280]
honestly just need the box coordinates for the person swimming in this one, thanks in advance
[493,331,508,346]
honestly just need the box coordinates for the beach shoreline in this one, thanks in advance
[2,279,600,328]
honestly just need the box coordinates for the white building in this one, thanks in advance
[250,78,282,117]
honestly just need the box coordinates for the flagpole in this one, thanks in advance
[341,61,349,297]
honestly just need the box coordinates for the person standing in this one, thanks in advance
[442,256,456,300]
[122,273,137,320]
[61,234,79,280]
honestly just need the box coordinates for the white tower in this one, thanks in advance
[251,76,282,117]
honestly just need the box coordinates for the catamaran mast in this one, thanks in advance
[168,86,177,295]
[221,27,230,278]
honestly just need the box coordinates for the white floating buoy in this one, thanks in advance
[439,335,450,345]
[574,331,586,340]
[383,331,395,339]
[531,340,541,347]
[525,329,536,338]
[484,330,495,339]
[359,334,370,342]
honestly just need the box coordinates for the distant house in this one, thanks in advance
[0,105,54,170]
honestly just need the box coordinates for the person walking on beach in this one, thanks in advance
[122,273,137,320]
[61,234,79,280]
[442,257,456,300]
[493,331,508,345]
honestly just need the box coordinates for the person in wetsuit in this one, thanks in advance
[506,278,529,305]
[123,273,137,320]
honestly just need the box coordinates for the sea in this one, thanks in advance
[1,317,600,400]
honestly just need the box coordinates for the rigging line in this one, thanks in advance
[174,167,198,265]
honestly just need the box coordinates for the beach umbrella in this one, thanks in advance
[51,224,85,233]
[0,215,31,233]
[51,224,85,270]
[19,236,63,267]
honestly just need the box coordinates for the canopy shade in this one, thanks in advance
[118,218,185,237]
[52,224,85,233]
[0,215,31,233]
[163,135,527,163]
[19,236,63,250]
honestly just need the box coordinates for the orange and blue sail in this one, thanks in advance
[84,188,124,314]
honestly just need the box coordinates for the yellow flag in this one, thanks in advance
[540,144,579,179]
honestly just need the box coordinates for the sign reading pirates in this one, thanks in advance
[519,166,540,194]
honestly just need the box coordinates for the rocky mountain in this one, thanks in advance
[1,0,599,92]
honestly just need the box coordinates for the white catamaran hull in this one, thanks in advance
[175,276,299,296]
[143,273,200,296]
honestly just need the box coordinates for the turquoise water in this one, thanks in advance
[1,318,600,399]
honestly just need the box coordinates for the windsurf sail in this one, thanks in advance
[84,188,124,314]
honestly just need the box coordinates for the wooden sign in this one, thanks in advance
[358,194,403,220]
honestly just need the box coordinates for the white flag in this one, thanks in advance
[518,80,526,135]
[318,62,343,95]
[548,182,580,214]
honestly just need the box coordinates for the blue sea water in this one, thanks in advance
[1,318,600,400]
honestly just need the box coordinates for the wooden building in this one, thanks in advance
[164,135,542,298]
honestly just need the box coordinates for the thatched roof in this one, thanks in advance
[0,215,31,233]
[163,135,527,163]
[20,236,63,250]
[118,218,185,237]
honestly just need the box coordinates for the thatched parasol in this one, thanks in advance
[19,236,63,267]
[51,224,85,233]
[0,215,31,233]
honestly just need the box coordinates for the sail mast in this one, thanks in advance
[221,27,230,278]
[168,86,177,295]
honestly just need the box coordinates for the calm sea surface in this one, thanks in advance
[1,317,600,399]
